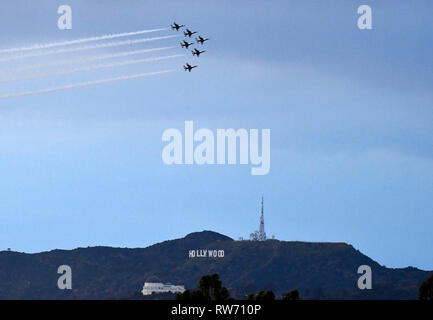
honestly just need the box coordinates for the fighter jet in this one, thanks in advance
[184,28,197,38]
[196,36,209,45]
[180,40,194,49]
[192,48,205,57]
[171,22,185,31]
[183,63,197,72]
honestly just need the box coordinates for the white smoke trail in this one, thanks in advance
[0,70,176,99]
[0,54,185,83]
[0,27,168,54]
[1,46,177,74]
[0,35,180,63]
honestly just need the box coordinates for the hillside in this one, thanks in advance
[0,231,430,299]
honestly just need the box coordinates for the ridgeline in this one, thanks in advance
[0,231,430,299]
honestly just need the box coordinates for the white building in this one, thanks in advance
[141,276,185,296]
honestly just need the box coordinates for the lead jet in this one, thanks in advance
[192,48,205,57]
[184,28,197,38]
[180,40,194,49]
[196,36,209,45]
[183,63,197,72]
[171,22,185,31]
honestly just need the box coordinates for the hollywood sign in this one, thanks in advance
[189,249,225,258]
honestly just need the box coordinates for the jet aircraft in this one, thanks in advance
[196,36,209,45]
[171,22,185,31]
[183,63,197,72]
[184,29,197,37]
[192,48,205,57]
[180,40,194,49]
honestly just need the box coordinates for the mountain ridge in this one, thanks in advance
[0,230,430,299]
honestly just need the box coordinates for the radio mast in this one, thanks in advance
[249,195,267,241]
[258,195,267,241]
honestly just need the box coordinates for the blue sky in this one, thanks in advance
[0,1,432,270]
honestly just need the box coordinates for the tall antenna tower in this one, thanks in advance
[258,195,267,241]
[249,195,267,241]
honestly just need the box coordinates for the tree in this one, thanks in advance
[176,274,231,301]
[419,274,433,301]
[282,289,299,301]
[247,290,275,301]
[175,289,191,300]
[199,275,213,300]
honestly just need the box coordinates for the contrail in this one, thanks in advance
[1,46,177,74]
[0,70,176,99]
[0,35,180,63]
[0,27,168,54]
[0,54,185,83]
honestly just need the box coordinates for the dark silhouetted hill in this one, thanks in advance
[0,230,430,299]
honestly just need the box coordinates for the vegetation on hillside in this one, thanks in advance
[177,273,300,301]
[176,274,231,301]
[419,274,433,300]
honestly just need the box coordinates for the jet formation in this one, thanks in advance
[171,22,209,72]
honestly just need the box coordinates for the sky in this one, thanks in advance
[0,1,432,270]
